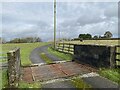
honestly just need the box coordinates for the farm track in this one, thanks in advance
[28,44,119,88]
[22,61,119,88]
[29,44,62,64]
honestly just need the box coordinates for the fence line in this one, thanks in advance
[0,52,8,69]
[56,42,120,67]
[115,45,120,67]
[7,48,21,87]
[56,43,74,54]
[0,52,7,60]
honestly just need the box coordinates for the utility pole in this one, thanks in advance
[54,0,56,49]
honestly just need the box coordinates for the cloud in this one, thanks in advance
[2,2,54,41]
[104,2,118,18]
[57,2,118,39]
[2,2,118,41]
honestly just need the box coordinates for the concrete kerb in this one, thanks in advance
[41,78,71,85]
[80,72,99,78]
[29,60,70,67]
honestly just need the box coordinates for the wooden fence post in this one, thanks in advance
[68,43,70,53]
[62,43,64,52]
[58,43,60,51]
[110,46,116,68]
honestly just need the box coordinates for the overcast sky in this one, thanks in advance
[1,1,118,41]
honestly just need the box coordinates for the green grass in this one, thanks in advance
[2,42,49,66]
[40,53,53,64]
[71,77,91,89]
[18,81,41,88]
[0,69,8,88]
[99,68,120,84]
[48,47,72,61]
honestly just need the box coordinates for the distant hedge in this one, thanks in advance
[73,38,120,41]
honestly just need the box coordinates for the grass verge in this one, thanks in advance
[48,47,72,61]
[18,81,41,88]
[40,53,53,64]
[99,68,120,84]
[1,69,8,88]
[71,77,91,89]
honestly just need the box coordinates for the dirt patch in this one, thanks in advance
[22,67,34,83]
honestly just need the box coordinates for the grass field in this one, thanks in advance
[2,42,49,66]
[63,40,120,46]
